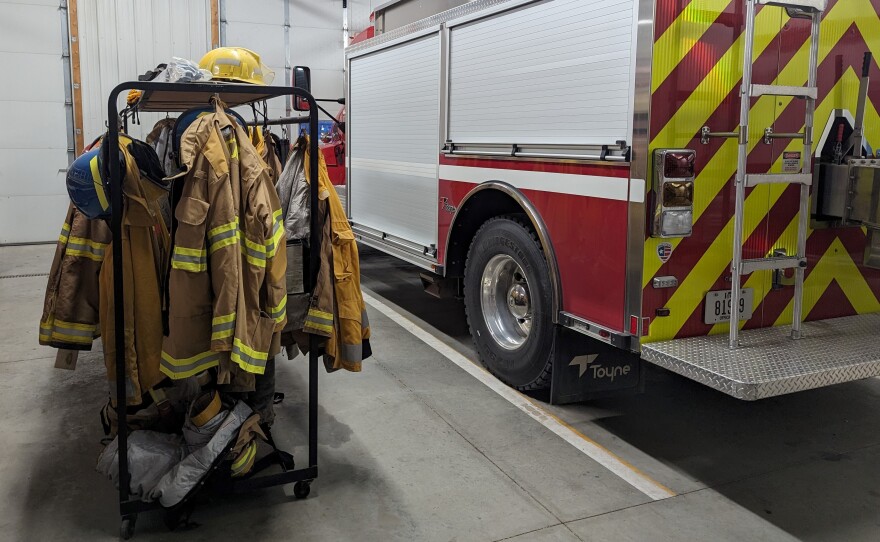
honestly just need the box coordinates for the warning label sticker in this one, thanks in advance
[782,151,801,173]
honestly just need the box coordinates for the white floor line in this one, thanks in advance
[362,291,676,501]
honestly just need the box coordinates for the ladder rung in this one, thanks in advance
[758,0,826,13]
[741,256,806,275]
[745,173,812,187]
[751,84,818,99]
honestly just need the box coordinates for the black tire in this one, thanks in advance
[464,216,554,390]
[293,481,311,499]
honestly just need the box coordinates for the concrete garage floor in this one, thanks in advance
[1,244,879,541]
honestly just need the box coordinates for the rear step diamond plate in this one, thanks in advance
[641,313,880,400]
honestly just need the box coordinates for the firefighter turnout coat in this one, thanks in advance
[281,136,370,372]
[99,145,170,405]
[161,102,287,385]
[39,204,110,349]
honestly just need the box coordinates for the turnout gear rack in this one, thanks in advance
[104,81,321,539]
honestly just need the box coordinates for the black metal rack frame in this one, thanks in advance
[105,81,320,537]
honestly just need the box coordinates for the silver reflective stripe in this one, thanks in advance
[161,353,220,375]
[232,344,268,368]
[305,314,333,327]
[212,320,235,333]
[270,307,285,320]
[53,325,94,338]
[243,245,265,261]
[67,241,105,257]
[266,220,282,253]
[173,254,206,265]
[210,228,237,244]
[340,343,363,363]
[213,58,242,66]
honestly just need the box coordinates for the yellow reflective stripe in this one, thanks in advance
[266,213,285,258]
[212,313,236,326]
[174,246,206,257]
[269,296,287,322]
[50,332,93,344]
[242,252,266,268]
[233,338,268,360]
[172,246,207,272]
[231,338,269,374]
[212,329,234,340]
[90,155,110,211]
[207,219,238,240]
[64,235,107,261]
[231,441,257,475]
[53,319,97,332]
[59,222,71,244]
[172,261,207,272]
[210,235,238,254]
[309,308,333,320]
[304,321,333,333]
[67,236,108,251]
[65,249,103,262]
[211,312,236,340]
[208,220,239,254]
[240,232,266,254]
[40,319,96,344]
[240,229,268,267]
[160,350,221,379]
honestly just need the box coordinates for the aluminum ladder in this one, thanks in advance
[730,0,826,348]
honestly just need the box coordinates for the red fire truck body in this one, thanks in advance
[345,0,880,402]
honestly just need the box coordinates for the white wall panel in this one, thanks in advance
[448,0,638,146]
[349,34,440,247]
[0,1,70,243]
[78,0,211,143]
[0,196,71,244]
[224,12,287,122]
[224,0,344,123]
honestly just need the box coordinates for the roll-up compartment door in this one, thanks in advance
[448,0,638,147]
[349,34,441,249]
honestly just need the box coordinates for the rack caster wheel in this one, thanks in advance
[293,481,311,499]
[120,515,137,540]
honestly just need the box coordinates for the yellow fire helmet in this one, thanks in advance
[199,47,275,85]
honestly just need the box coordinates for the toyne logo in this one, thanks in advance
[440,197,457,214]
[570,355,633,383]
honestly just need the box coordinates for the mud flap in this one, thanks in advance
[549,327,644,405]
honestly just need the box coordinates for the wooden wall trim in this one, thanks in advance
[68,0,84,154]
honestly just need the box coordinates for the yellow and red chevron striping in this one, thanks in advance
[644,0,880,343]
[679,27,880,338]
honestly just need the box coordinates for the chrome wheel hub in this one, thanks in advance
[481,255,532,350]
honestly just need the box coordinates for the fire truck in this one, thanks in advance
[344,0,880,403]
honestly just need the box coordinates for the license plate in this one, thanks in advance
[704,288,754,325]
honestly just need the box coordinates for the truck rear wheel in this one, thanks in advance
[464,216,554,390]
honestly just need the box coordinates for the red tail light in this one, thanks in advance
[664,151,695,178]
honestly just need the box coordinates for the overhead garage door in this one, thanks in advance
[0,0,73,244]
